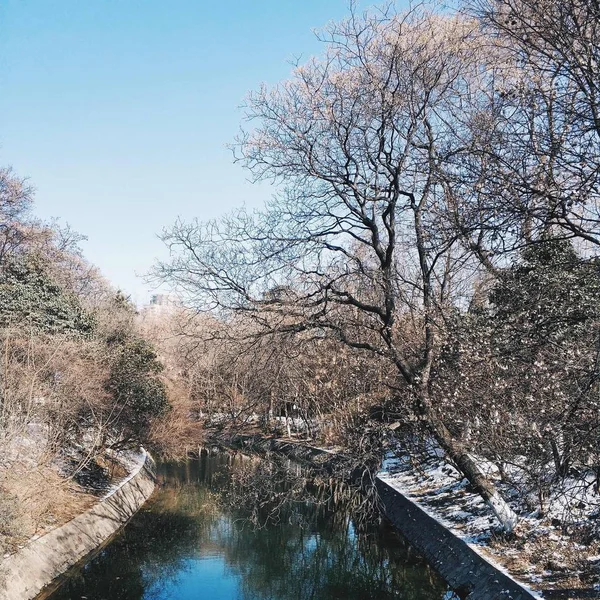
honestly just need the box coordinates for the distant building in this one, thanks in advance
[150,294,175,307]
[144,293,178,316]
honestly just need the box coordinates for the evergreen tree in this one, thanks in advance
[0,257,94,335]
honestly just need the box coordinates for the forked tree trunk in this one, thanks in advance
[418,391,518,532]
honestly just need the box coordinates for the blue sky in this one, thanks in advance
[0,0,356,304]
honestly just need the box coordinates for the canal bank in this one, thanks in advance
[0,450,156,600]
[219,434,541,600]
[44,451,451,600]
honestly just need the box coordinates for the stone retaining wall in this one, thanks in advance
[376,478,537,600]
[0,451,156,600]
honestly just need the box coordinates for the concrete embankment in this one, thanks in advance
[221,434,539,600]
[0,450,156,600]
[376,478,537,600]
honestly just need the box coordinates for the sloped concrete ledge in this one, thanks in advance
[376,478,537,600]
[0,451,156,600]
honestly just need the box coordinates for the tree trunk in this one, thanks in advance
[285,402,292,438]
[418,391,518,532]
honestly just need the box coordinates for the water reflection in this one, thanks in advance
[47,452,451,600]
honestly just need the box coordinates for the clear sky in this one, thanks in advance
[0,0,357,305]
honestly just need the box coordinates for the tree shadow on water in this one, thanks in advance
[47,454,453,600]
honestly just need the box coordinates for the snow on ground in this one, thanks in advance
[102,447,147,500]
[378,449,600,598]
[0,422,50,468]
[379,453,500,543]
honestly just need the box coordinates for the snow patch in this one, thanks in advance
[101,447,148,500]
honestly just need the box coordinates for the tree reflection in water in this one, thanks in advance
[47,452,453,600]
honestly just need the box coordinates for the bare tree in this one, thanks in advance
[454,0,600,257]
[0,167,34,268]
[155,5,519,529]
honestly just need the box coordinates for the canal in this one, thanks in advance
[46,452,455,600]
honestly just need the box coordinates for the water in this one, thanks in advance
[46,452,452,600]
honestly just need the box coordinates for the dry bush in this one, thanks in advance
[0,488,24,554]
[0,330,112,550]
[146,378,205,459]
[139,301,395,450]
[0,330,110,462]
[0,464,96,554]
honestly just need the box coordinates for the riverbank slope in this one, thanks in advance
[0,450,155,600]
